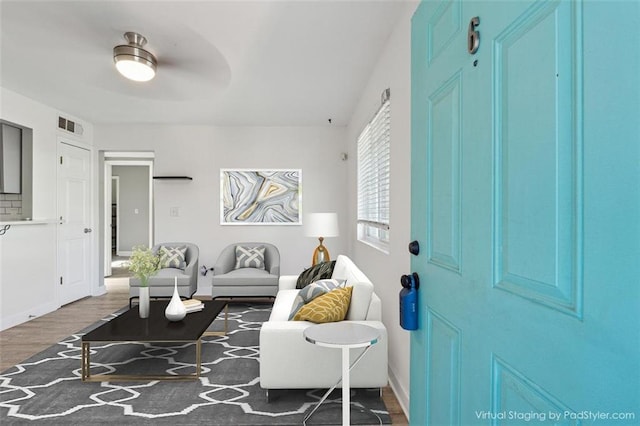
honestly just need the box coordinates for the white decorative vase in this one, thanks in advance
[165,282,186,321]
[139,286,150,319]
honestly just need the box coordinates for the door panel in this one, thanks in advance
[492,356,575,421]
[427,0,462,65]
[427,71,462,272]
[58,142,91,305]
[426,309,461,425]
[411,0,639,424]
[493,0,582,315]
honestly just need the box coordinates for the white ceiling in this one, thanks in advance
[1,0,410,126]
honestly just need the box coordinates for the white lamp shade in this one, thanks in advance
[115,57,156,82]
[304,213,339,238]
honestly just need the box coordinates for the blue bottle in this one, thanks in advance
[400,285,418,330]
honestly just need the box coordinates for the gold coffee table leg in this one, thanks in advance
[196,339,202,377]
[81,339,202,382]
[81,342,91,381]
[204,303,228,337]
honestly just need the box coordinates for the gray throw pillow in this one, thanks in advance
[158,245,187,269]
[234,245,266,270]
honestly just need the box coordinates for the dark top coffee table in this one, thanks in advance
[81,300,227,382]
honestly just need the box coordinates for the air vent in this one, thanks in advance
[58,116,84,136]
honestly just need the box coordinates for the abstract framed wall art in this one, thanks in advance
[220,169,302,225]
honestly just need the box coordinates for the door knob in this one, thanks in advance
[84,228,92,233]
[408,240,420,256]
[401,272,420,289]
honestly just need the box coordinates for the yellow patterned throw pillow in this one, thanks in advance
[293,286,353,323]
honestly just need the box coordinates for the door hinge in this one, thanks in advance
[60,156,63,165]
[60,276,63,285]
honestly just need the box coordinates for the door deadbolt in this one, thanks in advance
[408,240,420,256]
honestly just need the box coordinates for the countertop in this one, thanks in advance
[0,219,57,226]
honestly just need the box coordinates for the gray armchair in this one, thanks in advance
[129,242,199,307]
[211,242,280,299]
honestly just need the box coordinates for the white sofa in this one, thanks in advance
[259,255,388,392]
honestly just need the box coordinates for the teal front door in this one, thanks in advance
[410,0,639,424]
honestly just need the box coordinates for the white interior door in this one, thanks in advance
[58,141,92,305]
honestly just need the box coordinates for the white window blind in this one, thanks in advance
[357,90,390,252]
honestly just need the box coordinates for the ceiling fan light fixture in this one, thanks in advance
[113,32,157,82]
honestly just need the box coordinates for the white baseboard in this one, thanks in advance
[117,251,133,257]
[92,285,107,297]
[0,300,59,331]
[388,365,410,420]
[104,278,130,293]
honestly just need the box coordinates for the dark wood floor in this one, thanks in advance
[0,288,408,425]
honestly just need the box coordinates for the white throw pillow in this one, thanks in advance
[345,281,374,320]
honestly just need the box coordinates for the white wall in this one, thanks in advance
[345,2,418,416]
[0,88,95,330]
[94,125,349,283]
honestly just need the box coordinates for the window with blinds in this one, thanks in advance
[357,90,390,252]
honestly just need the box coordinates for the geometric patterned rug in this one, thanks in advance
[0,303,390,425]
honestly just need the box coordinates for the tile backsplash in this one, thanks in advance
[0,193,22,218]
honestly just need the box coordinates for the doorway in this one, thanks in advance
[103,158,154,288]
[106,174,130,292]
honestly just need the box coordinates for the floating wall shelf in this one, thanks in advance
[153,176,193,180]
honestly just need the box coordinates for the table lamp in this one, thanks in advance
[304,212,339,265]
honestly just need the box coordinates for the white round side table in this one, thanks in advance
[303,322,381,426]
